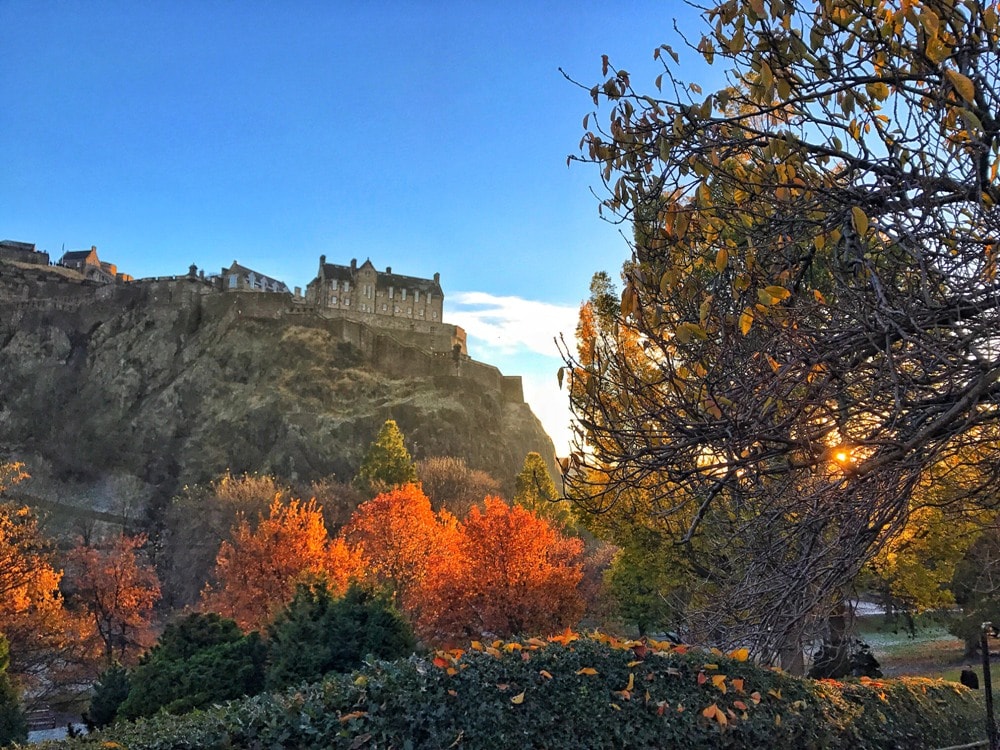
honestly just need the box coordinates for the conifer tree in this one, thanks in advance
[353,420,418,495]
[513,452,573,529]
[0,635,26,747]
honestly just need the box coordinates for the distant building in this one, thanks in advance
[0,240,49,266]
[305,256,444,323]
[221,261,290,293]
[59,246,132,283]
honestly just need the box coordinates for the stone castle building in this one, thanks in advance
[59,246,133,283]
[305,256,445,324]
[221,261,290,293]
[0,240,49,266]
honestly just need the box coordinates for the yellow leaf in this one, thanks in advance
[624,673,635,692]
[577,667,599,676]
[768,688,782,700]
[715,247,729,272]
[765,285,790,302]
[611,702,621,711]
[354,675,368,686]
[511,691,525,704]
[703,663,719,670]
[729,648,749,662]
[712,675,728,693]
[851,206,869,235]
[775,714,782,726]
[739,309,753,335]
[946,69,976,103]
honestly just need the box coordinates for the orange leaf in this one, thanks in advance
[539,670,553,680]
[750,691,761,705]
[446,667,458,676]
[729,648,749,662]
[576,667,599,676]
[432,656,450,668]
[339,711,367,723]
[712,675,727,693]
[732,678,744,694]
[733,700,748,711]
[697,672,708,686]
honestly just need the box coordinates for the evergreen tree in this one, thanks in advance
[118,613,266,720]
[266,581,415,690]
[84,662,129,729]
[513,452,573,529]
[0,636,26,747]
[353,420,417,495]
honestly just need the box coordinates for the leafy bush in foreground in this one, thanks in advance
[33,633,986,750]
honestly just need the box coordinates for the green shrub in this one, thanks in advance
[84,663,130,729]
[266,581,415,690]
[118,612,266,720]
[0,636,26,747]
[33,634,987,750]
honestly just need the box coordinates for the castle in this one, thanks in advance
[0,240,466,356]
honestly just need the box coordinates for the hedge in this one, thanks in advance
[28,632,987,749]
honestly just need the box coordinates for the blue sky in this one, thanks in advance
[1,2,710,453]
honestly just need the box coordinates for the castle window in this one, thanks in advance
[414,290,419,303]
[432,311,438,320]
[330,295,338,305]
[388,287,393,298]
[228,275,237,288]
[382,303,387,311]
[407,308,412,316]
[419,310,424,317]
[394,306,400,314]
[401,289,407,300]
[366,284,372,298]
[343,281,350,292]
[344,298,350,306]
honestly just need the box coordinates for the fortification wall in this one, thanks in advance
[0,270,527,406]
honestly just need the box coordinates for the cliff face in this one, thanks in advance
[0,263,556,513]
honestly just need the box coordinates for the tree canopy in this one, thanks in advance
[562,0,1000,662]
[353,419,418,495]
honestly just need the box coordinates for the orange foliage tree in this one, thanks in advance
[341,484,458,614]
[417,498,585,644]
[201,498,361,631]
[0,501,94,697]
[64,534,161,666]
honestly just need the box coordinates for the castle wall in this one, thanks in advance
[0,268,527,407]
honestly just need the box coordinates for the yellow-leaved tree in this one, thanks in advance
[562,0,1000,668]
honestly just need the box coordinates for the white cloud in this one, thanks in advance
[446,292,580,455]
[447,291,579,358]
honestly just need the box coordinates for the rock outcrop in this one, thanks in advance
[0,262,556,517]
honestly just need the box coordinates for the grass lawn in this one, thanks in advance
[856,613,972,682]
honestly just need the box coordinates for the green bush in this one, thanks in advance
[84,663,130,729]
[118,612,266,720]
[266,581,415,690]
[34,634,987,750]
[0,636,26,748]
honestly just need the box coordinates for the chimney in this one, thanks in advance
[433,272,440,284]
[351,258,357,272]
[386,266,392,274]
[319,254,326,266]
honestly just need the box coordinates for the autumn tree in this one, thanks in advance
[341,484,457,614]
[64,534,161,666]
[159,472,288,608]
[417,456,500,517]
[353,419,418,495]
[0,499,92,698]
[418,498,585,644]
[562,0,1000,665]
[200,498,361,631]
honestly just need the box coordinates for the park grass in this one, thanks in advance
[855,613,971,682]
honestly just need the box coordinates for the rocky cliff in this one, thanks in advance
[0,262,557,518]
